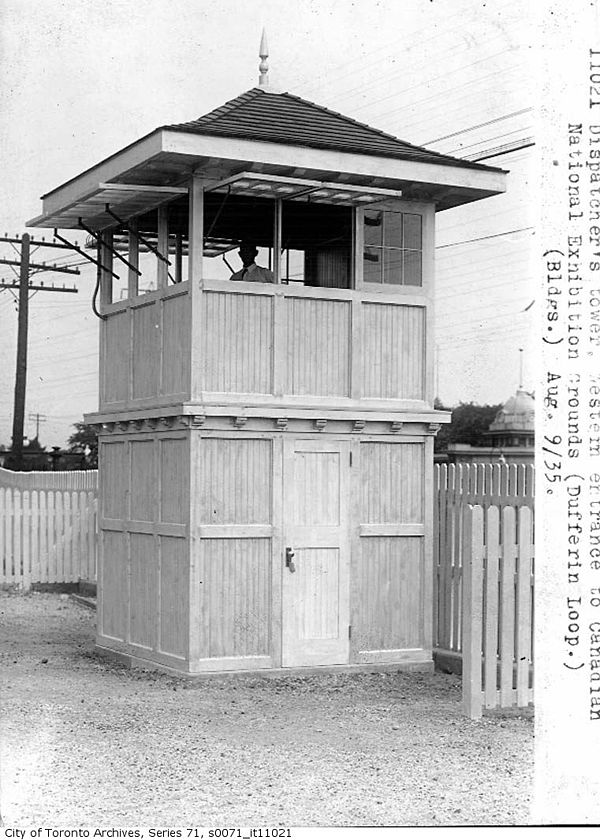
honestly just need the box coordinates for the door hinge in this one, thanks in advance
[348,625,352,639]
[349,452,353,467]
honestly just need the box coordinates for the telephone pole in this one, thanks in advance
[2,233,80,470]
[10,234,31,470]
[28,412,47,440]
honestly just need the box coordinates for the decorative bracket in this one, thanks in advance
[275,417,288,430]
[314,419,328,432]
[352,419,366,433]
[132,419,145,431]
[233,416,248,429]
[147,417,159,430]
[161,416,176,428]
[391,421,404,433]
[102,422,115,434]
[117,421,129,432]
[428,423,442,435]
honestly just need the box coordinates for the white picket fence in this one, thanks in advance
[462,504,534,719]
[0,468,98,589]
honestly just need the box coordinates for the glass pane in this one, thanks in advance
[383,249,403,284]
[403,250,422,286]
[363,247,382,283]
[364,210,383,247]
[383,211,403,248]
[403,214,422,250]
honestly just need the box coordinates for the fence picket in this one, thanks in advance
[462,505,484,719]
[516,506,533,705]
[30,491,40,584]
[6,489,14,583]
[500,507,517,705]
[484,506,500,708]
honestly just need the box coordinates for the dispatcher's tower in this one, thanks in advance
[28,42,506,674]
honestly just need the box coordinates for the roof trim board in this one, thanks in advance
[29,130,507,228]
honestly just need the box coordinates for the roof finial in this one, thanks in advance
[518,347,523,389]
[259,28,269,87]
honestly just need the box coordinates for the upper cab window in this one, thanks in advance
[281,201,352,288]
[363,209,422,286]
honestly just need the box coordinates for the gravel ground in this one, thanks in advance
[0,592,533,827]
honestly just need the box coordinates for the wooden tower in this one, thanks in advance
[28,51,506,675]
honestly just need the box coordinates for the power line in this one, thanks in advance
[436,227,534,250]
[424,108,533,145]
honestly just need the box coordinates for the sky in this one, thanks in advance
[0,0,535,447]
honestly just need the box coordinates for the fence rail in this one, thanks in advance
[0,469,98,588]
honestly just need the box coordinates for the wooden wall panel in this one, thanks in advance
[101,531,128,640]
[130,440,155,521]
[361,443,423,522]
[101,442,127,519]
[159,536,188,658]
[102,311,129,404]
[201,292,273,393]
[160,438,189,524]
[354,537,423,651]
[198,538,271,658]
[161,293,190,397]
[198,438,271,524]
[129,532,156,648]
[293,451,340,526]
[284,298,350,396]
[361,303,424,399]
[132,302,160,399]
[295,548,339,640]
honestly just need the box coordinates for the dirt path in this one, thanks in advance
[0,592,533,827]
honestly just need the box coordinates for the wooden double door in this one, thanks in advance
[281,438,350,667]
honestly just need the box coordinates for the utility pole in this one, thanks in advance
[10,234,30,470]
[28,412,47,440]
[2,233,80,470]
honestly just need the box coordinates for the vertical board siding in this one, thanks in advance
[101,531,128,640]
[293,451,340,526]
[160,438,189,524]
[102,310,129,404]
[295,548,340,640]
[284,298,350,396]
[361,303,424,399]
[361,443,423,522]
[161,293,190,396]
[354,537,423,651]
[159,536,188,658]
[199,438,272,524]
[201,292,273,393]
[129,532,156,648]
[132,302,160,399]
[198,538,271,658]
[101,443,127,519]
[130,440,155,521]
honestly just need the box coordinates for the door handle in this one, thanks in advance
[285,546,296,573]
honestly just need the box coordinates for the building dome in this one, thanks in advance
[489,389,535,432]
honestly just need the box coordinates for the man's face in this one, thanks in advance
[239,246,257,267]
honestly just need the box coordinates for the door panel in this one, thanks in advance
[282,439,350,667]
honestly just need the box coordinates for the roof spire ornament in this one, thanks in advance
[258,28,269,87]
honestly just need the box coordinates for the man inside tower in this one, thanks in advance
[230,242,274,283]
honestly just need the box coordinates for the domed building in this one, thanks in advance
[444,388,535,464]
[484,388,535,450]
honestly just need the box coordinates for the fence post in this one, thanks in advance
[462,504,484,719]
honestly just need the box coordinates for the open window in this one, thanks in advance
[281,201,352,287]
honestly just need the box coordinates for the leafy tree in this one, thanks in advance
[434,400,503,452]
[67,422,98,468]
